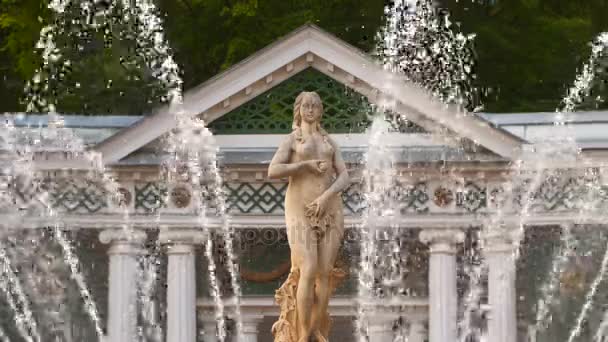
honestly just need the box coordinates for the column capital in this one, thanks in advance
[99,228,147,244]
[159,228,206,245]
[420,229,465,254]
[99,229,146,254]
[483,228,519,254]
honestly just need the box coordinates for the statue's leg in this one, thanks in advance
[290,224,319,342]
[312,226,343,339]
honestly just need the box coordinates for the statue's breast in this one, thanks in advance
[294,136,334,160]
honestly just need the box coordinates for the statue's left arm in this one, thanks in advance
[323,138,349,197]
[306,137,350,218]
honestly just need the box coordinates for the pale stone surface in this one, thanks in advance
[99,229,146,342]
[367,315,396,342]
[238,315,264,342]
[167,244,197,342]
[161,229,205,342]
[200,318,219,342]
[485,229,518,342]
[420,229,465,342]
[268,91,350,342]
[408,316,427,342]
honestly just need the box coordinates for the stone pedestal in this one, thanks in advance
[99,229,146,342]
[420,229,465,342]
[160,229,205,342]
[485,230,518,342]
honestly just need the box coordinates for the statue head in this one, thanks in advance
[292,91,327,140]
[293,91,324,129]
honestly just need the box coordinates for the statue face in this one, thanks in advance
[300,94,322,124]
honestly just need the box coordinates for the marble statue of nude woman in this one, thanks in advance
[268,91,350,342]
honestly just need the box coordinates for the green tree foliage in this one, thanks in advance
[0,0,384,114]
[0,0,48,112]
[440,0,608,112]
[0,0,607,114]
[157,0,384,90]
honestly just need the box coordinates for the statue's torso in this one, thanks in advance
[286,133,336,204]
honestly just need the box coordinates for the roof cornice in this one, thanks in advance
[93,24,524,164]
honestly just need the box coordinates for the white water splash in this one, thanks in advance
[137,239,163,342]
[560,32,608,114]
[529,31,608,341]
[0,245,41,342]
[356,116,401,342]
[458,230,485,342]
[378,0,477,107]
[52,226,104,337]
[530,224,575,337]
[0,325,10,342]
[25,0,74,113]
[567,238,608,342]
[204,233,227,341]
[123,0,243,337]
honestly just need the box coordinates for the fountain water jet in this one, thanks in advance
[526,31,608,342]
[0,245,41,342]
[365,1,482,340]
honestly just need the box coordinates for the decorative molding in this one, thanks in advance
[482,226,520,254]
[170,185,192,208]
[99,228,147,244]
[433,187,453,207]
[306,52,314,63]
[456,181,487,213]
[419,229,465,254]
[158,228,206,245]
[134,182,167,212]
[207,69,373,135]
[401,182,430,213]
[225,182,288,214]
[50,180,107,213]
[115,187,132,207]
[3,171,608,220]
[99,229,147,255]
[196,296,429,318]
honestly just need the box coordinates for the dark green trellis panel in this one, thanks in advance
[208,69,374,134]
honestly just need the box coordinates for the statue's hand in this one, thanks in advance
[305,193,330,218]
[302,159,328,174]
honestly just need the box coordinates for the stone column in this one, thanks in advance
[408,315,427,342]
[237,314,263,342]
[420,229,465,342]
[367,314,395,342]
[99,229,146,342]
[485,230,518,342]
[160,229,205,342]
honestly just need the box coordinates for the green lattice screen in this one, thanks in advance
[209,68,374,134]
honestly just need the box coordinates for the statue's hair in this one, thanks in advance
[292,91,328,142]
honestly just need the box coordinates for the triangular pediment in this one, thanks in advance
[94,24,524,164]
[207,68,426,135]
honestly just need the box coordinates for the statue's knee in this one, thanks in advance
[300,266,317,282]
[316,271,331,284]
